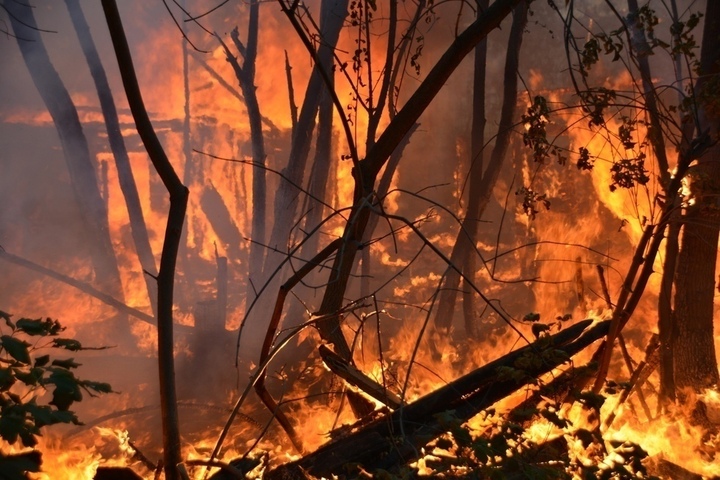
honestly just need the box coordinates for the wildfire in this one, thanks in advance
[1,0,718,478]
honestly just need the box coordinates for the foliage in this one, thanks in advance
[518,2,707,221]
[516,186,551,219]
[388,391,658,479]
[522,95,553,163]
[0,310,113,476]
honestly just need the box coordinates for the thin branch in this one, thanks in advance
[0,3,57,33]
[284,50,298,132]
[278,0,360,168]
[182,0,229,22]
[0,249,157,326]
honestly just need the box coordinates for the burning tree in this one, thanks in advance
[0,0,719,478]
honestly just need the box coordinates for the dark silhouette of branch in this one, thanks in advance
[0,250,155,326]
[102,1,189,478]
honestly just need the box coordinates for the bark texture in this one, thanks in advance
[672,0,720,391]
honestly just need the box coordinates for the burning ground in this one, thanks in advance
[0,0,719,478]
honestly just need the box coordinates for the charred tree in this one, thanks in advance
[659,219,680,402]
[307,0,526,362]
[359,0,421,300]
[283,86,334,329]
[219,0,525,453]
[63,0,158,315]
[216,1,267,298]
[200,183,243,260]
[672,0,720,392]
[623,0,677,405]
[262,0,349,278]
[5,0,128,339]
[434,0,489,336]
[434,1,529,334]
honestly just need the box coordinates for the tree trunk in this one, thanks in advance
[672,0,720,392]
[284,86,335,327]
[434,1,528,334]
[64,0,158,315]
[5,0,129,340]
[440,0,488,337]
[673,196,720,390]
[262,0,349,276]
[240,0,268,298]
[659,220,679,401]
[102,2,189,477]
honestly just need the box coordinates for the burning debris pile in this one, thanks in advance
[1,0,719,478]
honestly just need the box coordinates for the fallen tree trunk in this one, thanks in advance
[265,319,610,479]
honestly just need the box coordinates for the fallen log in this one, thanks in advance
[265,319,610,479]
[507,360,599,427]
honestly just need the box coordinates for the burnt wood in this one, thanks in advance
[265,319,610,479]
[319,344,403,409]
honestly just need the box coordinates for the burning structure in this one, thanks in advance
[0,0,718,478]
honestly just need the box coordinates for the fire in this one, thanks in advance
[1,0,719,477]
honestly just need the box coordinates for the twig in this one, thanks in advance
[186,459,244,479]
[208,307,365,468]
[284,50,298,132]
[603,334,659,429]
[187,50,278,132]
[66,402,261,439]
[593,224,653,393]
[129,440,158,472]
[617,334,652,419]
[596,265,613,309]
[254,239,343,453]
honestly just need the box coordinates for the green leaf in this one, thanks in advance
[0,310,14,330]
[34,355,50,367]
[25,401,79,428]
[51,358,81,370]
[13,367,45,387]
[80,380,114,394]
[6,391,22,405]
[51,338,83,351]
[0,367,15,391]
[0,450,42,477]
[16,317,62,336]
[0,336,31,365]
[531,323,550,339]
[495,365,526,383]
[0,408,32,446]
[46,369,83,411]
